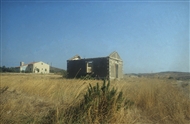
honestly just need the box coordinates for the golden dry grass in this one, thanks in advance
[0,73,190,124]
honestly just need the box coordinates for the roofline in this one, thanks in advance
[28,61,49,65]
[16,61,49,67]
[67,56,108,61]
[68,51,122,61]
[109,56,123,61]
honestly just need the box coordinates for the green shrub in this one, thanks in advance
[64,80,133,123]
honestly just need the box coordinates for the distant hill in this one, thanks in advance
[50,66,66,75]
[125,71,190,80]
[155,71,190,80]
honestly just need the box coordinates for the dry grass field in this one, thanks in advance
[0,73,190,124]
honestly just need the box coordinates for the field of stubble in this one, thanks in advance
[0,73,190,124]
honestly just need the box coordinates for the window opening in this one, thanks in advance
[86,61,93,73]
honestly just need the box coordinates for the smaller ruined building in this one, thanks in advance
[16,61,50,73]
[67,51,123,79]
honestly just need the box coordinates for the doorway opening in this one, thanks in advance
[115,64,118,78]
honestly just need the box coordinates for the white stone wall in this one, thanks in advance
[109,58,123,79]
[33,62,50,73]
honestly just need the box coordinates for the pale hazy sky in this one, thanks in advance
[1,0,189,73]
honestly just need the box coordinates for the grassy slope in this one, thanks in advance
[0,74,190,124]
